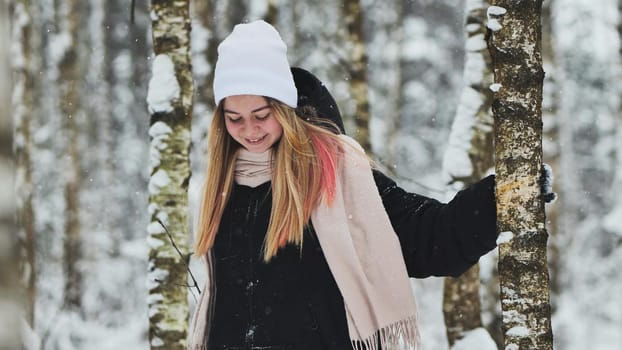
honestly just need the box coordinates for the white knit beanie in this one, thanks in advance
[213,20,297,108]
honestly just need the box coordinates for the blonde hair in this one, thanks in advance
[194,98,344,261]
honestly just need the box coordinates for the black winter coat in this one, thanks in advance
[207,170,497,350]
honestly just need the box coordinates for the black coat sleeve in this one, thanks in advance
[373,170,498,278]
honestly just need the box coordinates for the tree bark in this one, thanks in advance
[383,0,403,176]
[101,0,151,244]
[94,0,120,255]
[148,1,193,349]
[443,266,484,346]
[193,0,217,109]
[264,0,279,25]
[342,0,372,153]
[487,1,554,349]
[442,0,494,346]
[227,0,247,28]
[1,2,23,348]
[57,0,84,312]
[12,0,37,326]
[442,0,494,186]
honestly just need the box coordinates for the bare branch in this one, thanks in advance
[157,219,201,295]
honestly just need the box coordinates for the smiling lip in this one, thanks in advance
[245,135,267,144]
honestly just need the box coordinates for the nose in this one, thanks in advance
[240,118,260,134]
[247,119,261,130]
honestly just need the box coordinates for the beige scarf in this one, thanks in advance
[188,135,419,350]
[233,148,273,187]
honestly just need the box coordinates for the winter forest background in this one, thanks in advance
[1,0,621,349]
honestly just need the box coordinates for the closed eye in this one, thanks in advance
[226,115,242,123]
[255,113,270,121]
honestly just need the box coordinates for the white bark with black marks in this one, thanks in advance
[487,1,554,349]
[148,1,193,349]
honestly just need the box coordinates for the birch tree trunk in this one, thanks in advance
[12,0,37,325]
[264,0,279,25]
[382,0,403,176]
[148,1,193,348]
[96,0,120,255]
[443,267,484,346]
[487,1,554,349]
[442,0,494,346]
[1,1,23,348]
[57,0,84,312]
[100,0,150,246]
[193,0,217,110]
[342,0,372,153]
[227,0,248,26]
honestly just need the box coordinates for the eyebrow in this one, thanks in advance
[223,105,271,115]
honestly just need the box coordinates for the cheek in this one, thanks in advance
[273,125,283,139]
[224,122,238,137]
[268,120,284,137]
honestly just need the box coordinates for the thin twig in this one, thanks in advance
[155,278,199,303]
[40,303,63,350]
[130,0,135,24]
[157,219,201,295]
[374,158,446,194]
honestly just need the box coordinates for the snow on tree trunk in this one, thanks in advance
[112,0,151,240]
[609,0,622,243]
[11,0,37,326]
[613,0,622,235]
[148,1,193,349]
[342,0,372,153]
[442,0,494,346]
[56,0,84,312]
[93,0,118,255]
[487,1,554,349]
[1,2,24,349]
[442,0,494,186]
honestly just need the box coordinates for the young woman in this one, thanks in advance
[188,20,498,350]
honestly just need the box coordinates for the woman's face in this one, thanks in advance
[223,95,284,153]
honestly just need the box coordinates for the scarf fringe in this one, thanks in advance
[351,316,420,350]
